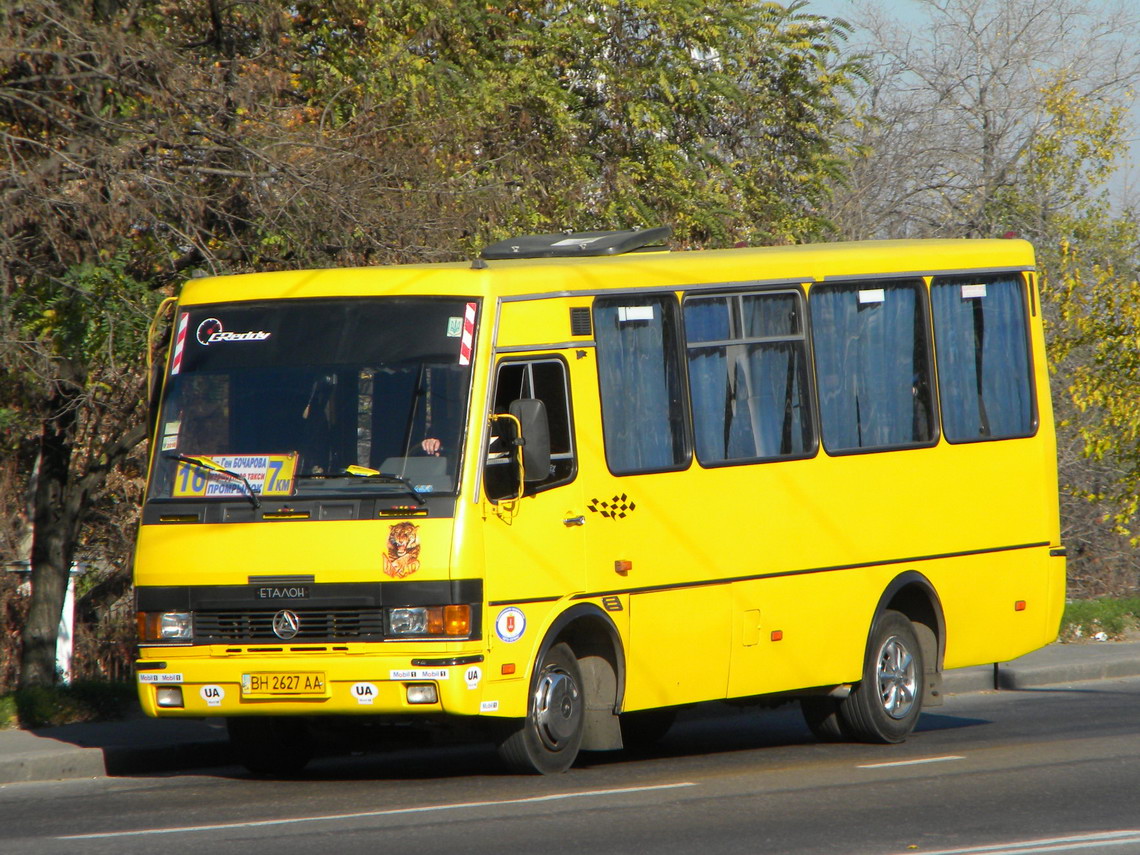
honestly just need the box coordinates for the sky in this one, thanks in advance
[802,0,1140,208]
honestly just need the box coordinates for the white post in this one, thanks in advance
[55,563,85,685]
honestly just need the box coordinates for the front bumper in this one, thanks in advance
[135,645,504,718]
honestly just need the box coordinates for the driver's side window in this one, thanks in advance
[484,357,576,500]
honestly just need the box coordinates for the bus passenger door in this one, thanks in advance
[481,355,585,604]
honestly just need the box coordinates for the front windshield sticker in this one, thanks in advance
[161,421,181,452]
[170,312,188,375]
[172,453,298,498]
[381,522,421,578]
[459,302,476,365]
[195,317,272,345]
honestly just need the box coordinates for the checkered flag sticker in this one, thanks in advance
[588,494,637,519]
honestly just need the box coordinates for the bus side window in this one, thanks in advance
[484,358,576,501]
[593,295,690,474]
[683,289,816,464]
[931,275,1035,442]
[810,280,936,453]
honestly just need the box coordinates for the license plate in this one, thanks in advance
[241,672,327,697]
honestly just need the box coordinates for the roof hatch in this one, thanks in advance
[479,227,671,260]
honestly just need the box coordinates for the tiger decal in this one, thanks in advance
[382,522,421,579]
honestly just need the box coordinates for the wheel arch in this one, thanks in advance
[534,603,626,750]
[869,571,946,704]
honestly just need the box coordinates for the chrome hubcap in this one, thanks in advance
[876,635,918,720]
[532,665,581,751]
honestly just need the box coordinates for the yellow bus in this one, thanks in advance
[134,229,1065,774]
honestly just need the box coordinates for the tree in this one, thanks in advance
[2,0,866,684]
[822,0,1140,591]
[284,0,865,249]
[0,0,311,685]
[825,0,1140,240]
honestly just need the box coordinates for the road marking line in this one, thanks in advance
[59,782,698,839]
[858,755,966,769]
[891,830,1140,854]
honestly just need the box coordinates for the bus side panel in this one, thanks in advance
[728,575,872,698]
[935,547,1063,669]
[623,586,731,710]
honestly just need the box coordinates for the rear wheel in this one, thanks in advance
[227,716,313,776]
[496,642,584,774]
[839,610,924,744]
[800,696,851,742]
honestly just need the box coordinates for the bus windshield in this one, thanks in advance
[148,297,477,501]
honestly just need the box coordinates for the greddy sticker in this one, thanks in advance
[195,317,270,345]
[495,607,526,643]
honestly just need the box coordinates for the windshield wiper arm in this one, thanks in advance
[343,465,427,505]
[166,453,261,509]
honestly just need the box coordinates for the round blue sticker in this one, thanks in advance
[495,607,526,643]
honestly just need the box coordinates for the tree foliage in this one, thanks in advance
[824,0,1140,592]
[1,0,863,684]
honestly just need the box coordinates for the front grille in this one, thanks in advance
[195,608,385,642]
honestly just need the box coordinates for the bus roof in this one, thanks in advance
[176,238,1036,306]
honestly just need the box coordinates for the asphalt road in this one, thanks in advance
[2,676,1139,855]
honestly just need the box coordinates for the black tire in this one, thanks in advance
[227,716,313,776]
[496,642,584,774]
[839,609,924,744]
[800,696,852,742]
[619,707,677,752]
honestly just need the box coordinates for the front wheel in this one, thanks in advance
[496,642,584,774]
[839,610,924,744]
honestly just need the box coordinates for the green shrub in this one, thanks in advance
[0,681,136,729]
[1060,597,1140,642]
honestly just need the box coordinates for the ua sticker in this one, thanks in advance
[351,683,377,705]
[199,685,224,707]
[465,666,482,690]
[495,607,526,643]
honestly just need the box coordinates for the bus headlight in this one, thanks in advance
[137,611,193,643]
[387,605,471,638]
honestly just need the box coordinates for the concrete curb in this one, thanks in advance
[943,640,1140,694]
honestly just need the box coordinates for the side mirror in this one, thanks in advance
[509,398,551,482]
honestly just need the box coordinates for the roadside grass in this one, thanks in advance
[1059,596,1140,642]
[0,681,136,730]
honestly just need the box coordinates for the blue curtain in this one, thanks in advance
[811,282,929,452]
[932,277,1033,441]
[595,297,688,473]
[684,293,810,462]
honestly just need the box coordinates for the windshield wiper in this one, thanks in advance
[343,465,427,505]
[166,453,261,509]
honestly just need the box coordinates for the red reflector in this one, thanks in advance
[1015,600,1027,612]
[614,560,632,575]
[501,663,516,676]
[771,630,784,642]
